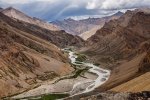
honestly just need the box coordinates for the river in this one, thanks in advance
[64,48,110,95]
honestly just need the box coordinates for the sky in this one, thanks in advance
[0,0,150,21]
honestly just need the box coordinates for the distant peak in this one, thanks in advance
[6,7,15,10]
[3,7,26,15]
[113,11,124,16]
[118,11,123,13]
[65,18,75,21]
[4,7,22,13]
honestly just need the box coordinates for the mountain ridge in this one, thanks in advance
[1,7,59,31]
[52,11,123,40]
[0,8,85,48]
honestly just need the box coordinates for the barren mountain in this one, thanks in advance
[52,18,95,35]
[1,7,59,31]
[1,8,84,48]
[0,12,76,98]
[52,11,123,39]
[82,9,150,93]
[79,26,101,40]
[79,11,123,40]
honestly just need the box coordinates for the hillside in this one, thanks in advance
[79,26,101,40]
[85,9,150,64]
[111,72,150,92]
[0,12,75,98]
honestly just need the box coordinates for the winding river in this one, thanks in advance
[64,48,110,95]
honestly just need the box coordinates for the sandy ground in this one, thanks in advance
[12,72,97,99]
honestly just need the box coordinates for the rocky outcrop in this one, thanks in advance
[65,91,150,100]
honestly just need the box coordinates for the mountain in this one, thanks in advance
[0,7,3,11]
[52,18,96,35]
[82,9,150,93]
[0,12,75,98]
[1,7,84,48]
[79,11,124,40]
[79,26,100,40]
[1,7,59,31]
[52,11,123,39]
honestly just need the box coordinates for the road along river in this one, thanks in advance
[12,48,110,99]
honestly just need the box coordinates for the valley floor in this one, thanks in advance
[10,49,110,99]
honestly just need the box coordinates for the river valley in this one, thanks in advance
[11,48,110,100]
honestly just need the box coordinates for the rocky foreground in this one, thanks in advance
[65,91,150,100]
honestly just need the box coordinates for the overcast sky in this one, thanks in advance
[0,0,150,21]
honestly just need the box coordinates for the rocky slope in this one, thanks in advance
[65,91,150,100]
[79,26,100,40]
[0,9,84,48]
[0,12,75,98]
[52,18,95,35]
[52,11,123,39]
[1,7,59,31]
[85,9,150,63]
[82,9,150,93]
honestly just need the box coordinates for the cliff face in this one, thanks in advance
[0,12,74,98]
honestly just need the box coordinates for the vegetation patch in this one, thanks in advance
[37,72,59,81]
[54,68,89,83]
[93,63,100,66]
[37,93,69,100]
[75,53,87,62]
[74,61,83,64]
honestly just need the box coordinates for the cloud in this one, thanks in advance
[86,0,150,10]
[0,0,150,21]
[0,0,54,4]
